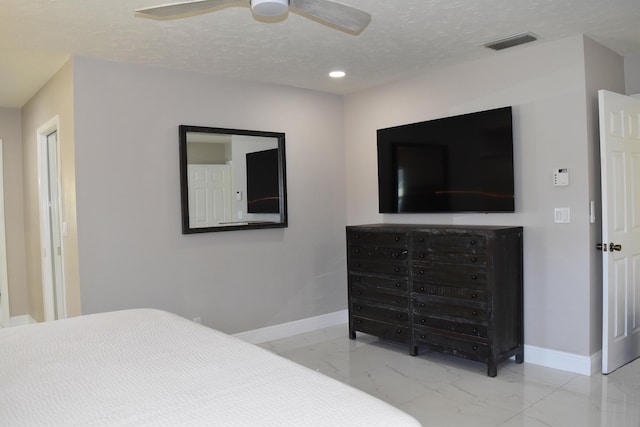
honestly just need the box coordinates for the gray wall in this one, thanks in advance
[624,52,640,95]
[344,35,624,357]
[73,57,347,334]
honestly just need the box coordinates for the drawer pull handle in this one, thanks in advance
[471,257,477,263]
[472,345,478,351]
[420,287,425,292]
[471,311,478,316]
[421,319,426,324]
[356,306,362,310]
[394,267,400,273]
[419,253,425,259]
[395,329,402,334]
[355,277,362,282]
[396,314,402,319]
[472,328,478,334]
[419,237,425,243]
[395,298,401,303]
[471,293,478,299]
[354,249,360,254]
[355,263,361,268]
[471,275,478,280]
[356,291,362,296]
[470,240,477,245]
[354,234,360,239]
[394,236,400,242]
[421,335,426,339]
[420,303,426,308]
[356,319,362,324]
[420,270,425,275]
[395,283,401,288]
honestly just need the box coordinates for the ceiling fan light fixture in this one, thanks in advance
[251,0,289,17]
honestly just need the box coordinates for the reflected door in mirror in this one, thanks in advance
[187,164,233,227]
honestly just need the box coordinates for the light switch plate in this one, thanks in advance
[554,207,571,223]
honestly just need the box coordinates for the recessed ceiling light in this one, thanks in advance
[329,70,346,78]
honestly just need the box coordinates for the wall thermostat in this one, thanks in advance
[553,168,569,186]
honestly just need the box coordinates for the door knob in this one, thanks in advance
[609,243,622,252]
[597,243,622,252]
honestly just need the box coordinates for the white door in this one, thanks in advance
[37,118,66,322]
[187,164,233,227]
[599,89,640,374]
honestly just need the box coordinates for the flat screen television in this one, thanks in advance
[246,148,280,214]
[377,106,514,213]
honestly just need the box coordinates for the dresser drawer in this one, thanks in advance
[414,314,487,338]
[414,327,488,358]
[413,298,487,321]
[348,245,408,262]
[413,265,487,287]
[352,317,410,344]
[347,230,408,246]
[349,274,408,292]
[412,234,486,252]
[413,283,487,303]
[350,259,408,276]
[412,251,487,267]
[351,303,409,324]
[351,283,408,308]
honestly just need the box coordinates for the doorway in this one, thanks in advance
[37,118,66,321]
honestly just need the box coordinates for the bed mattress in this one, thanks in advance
[0,309,420,426]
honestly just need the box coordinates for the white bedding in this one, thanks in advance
[0,309,420,426]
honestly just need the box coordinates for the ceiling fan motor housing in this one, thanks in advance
[251,0,289,17]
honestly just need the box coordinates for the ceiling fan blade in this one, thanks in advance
[289,0,371,35]
[135,0,244,19]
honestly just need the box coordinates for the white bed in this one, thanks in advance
[0,309,420,426]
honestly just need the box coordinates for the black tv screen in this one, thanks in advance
[246,148,280,214]
[377,106,514,213]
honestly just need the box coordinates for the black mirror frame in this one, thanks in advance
[179,125,288,234]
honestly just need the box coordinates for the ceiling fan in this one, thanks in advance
[135,0,372,35]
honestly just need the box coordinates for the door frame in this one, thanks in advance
[0,139,10,327]
[37,117,67,321]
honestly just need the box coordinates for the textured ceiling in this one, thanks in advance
[1,0,639,108]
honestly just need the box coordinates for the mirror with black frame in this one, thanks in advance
[179,125,287,233]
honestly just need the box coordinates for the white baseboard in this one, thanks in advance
[234,310,348,344]
[6,314,37,327]
[524,344,601,376]
[234,311,603,376]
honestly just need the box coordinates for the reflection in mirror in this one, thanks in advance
[179,126,287,233]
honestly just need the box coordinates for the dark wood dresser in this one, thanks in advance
[346,224,523,377]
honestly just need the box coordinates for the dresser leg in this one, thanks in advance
[410,346,418,356]
[487,363,497,377]
[349,330,356,340]
[515,349,524,364]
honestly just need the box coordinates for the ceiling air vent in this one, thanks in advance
[485,33,538,51]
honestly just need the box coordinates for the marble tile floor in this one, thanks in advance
[259,325,640,427]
